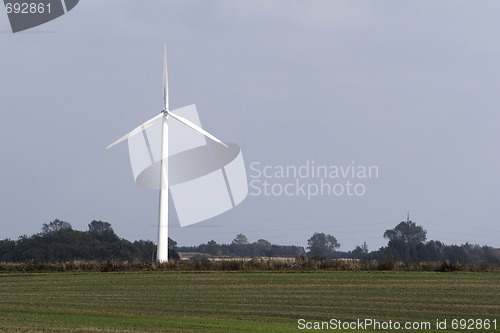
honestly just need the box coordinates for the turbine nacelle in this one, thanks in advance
[106,107,228,150]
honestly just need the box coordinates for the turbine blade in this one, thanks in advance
[163,43,168,110]
[106,112,164,149]
[168,111,229,148]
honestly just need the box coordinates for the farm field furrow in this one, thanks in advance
[0,271,498,332]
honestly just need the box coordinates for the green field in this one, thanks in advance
[0,271,498,332]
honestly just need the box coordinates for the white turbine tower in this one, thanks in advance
[106,45,228,262]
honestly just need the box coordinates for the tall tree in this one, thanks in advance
[383,219,427,262]
[88,220,119,242]
[383,220,427,244]
[206,240,221,256]
[41,219,72,234]
[88,220,113,234]
[307,232,340,259]
[232,234,249,245]
[231,234,250,256]
[255,239,272,256]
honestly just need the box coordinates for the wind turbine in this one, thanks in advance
[106,45,228,262]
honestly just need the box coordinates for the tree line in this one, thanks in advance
[0,218,498,265]
[180,219,499,265]
[307,219,499,265]
[178,233,304,258]
[0,219,179,262]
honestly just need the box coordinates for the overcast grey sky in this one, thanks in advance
[1,1,499,251]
